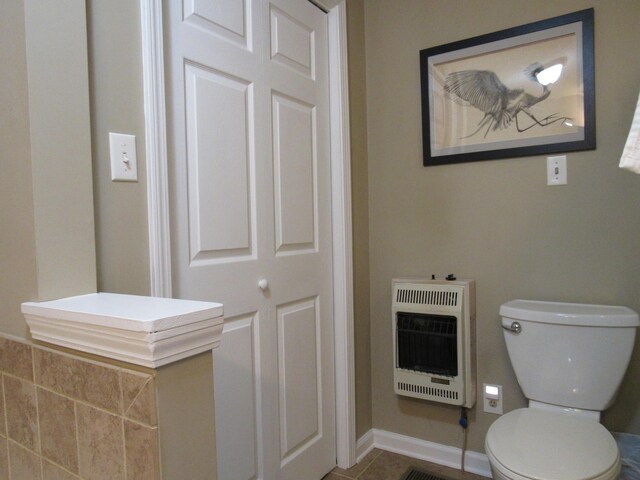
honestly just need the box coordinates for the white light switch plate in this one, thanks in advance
[109,132,138,182]
[547,155,567,186]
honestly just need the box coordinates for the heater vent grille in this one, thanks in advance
[397,382,459,401]
[396,288,459,307]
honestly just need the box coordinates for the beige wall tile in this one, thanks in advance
[0,338,33,381]
[77,403,124,480]
[34,348,122,413]
[0,436,8,480]
[0,339,161,479]
[122,372,156,427]
[121,371,146,408]
[37,388,78,473]
[8,441,41,480]
[3,375,38,451]
[42,460,80,480]
[124,421,160,480]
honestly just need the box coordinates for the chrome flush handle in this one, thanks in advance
[502,321,522,334]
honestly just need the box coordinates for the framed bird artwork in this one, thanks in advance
[420,9,595,167]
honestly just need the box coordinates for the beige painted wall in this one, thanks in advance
[1,0,97,337]
[347,0,373,439]
[0,0,38,337]
[24,0,97,302]
[363,0,640,453]
[87,0,151,296]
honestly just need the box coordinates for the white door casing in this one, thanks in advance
[140,0,355,472]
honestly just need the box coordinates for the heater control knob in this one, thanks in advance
[446,274,456,281]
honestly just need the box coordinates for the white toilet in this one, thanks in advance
[486,299,639,480]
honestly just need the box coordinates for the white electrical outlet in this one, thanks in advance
[483,383,503,415]
[547,155,567,186]
[109,132,138,182]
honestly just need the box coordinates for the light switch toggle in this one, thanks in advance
[109,132,138,182]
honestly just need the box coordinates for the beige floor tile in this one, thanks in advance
[331,448,383,478]
[332,449,488,480]
[358,450,417,480]
[323,473,351,480]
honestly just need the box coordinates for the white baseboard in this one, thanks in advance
[356,429,492,478]
[356,429,375,462]
[464,450,493,478]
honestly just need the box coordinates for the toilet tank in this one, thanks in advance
[500,300,639,411]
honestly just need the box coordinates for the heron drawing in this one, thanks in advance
[444,62,571,139]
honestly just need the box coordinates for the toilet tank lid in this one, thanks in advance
[500,299,639,327]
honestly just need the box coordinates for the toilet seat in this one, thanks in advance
[485,408,620,480]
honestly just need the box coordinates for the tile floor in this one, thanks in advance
[324,449,488,480]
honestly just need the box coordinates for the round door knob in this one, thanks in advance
[258,278,269,291]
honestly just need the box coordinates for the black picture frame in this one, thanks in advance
[420,9,595,167]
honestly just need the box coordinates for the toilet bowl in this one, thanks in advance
[486,300,639,480]
[486,408,620,480]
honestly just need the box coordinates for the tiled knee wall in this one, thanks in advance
[0,335,160,480]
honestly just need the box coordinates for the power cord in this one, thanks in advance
[459,407,468,472]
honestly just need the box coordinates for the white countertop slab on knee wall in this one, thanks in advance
[22,293,224,368]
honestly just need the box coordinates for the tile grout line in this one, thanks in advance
[121,418,127,480]
[34,384,43,479]
[355,448,383,479]
[123,375,152,419]
[74,400,81,479]
[120,371,128,480]
[32,346,44,479]
[332,448,384,480]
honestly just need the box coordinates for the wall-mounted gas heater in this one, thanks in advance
[393,278,476,407]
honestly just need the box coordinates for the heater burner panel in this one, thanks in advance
[396,312,458,376]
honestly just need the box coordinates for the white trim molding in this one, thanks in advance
[140,0,357,469]
[358,429,492,478]
[328,0,357,470]
[314,0,343,10]
[141,0,172,298]
[356,429,375,462]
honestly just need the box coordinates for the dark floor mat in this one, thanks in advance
[400,467,448,480]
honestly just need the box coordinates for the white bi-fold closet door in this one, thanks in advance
[164,0,335,479]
